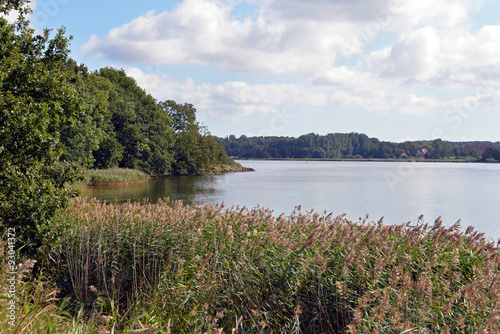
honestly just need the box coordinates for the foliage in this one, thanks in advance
[160,100,234,174]
[482,147,500,162]
[71,70,235,176]
[94,67,175,175]
[0,0,235,253]
[0,0,82,252]
[215,133,500,160]
[41,198,500,333]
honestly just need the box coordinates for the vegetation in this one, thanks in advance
[2,198,499,333]
[0,0,82,252]
[215,133,500,161]
[481,147,500,162]
[0,239,75,333]
[63,65,235,176]
[84,168,150,185]
[0,0,235,250]
[2,1,500,333]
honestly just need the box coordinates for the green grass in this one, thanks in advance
[84,168,151,185]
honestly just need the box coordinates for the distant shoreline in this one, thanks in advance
[236,157,483,163]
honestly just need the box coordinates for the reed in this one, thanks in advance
[85,168,151,185]
[0,238,81,333]
[39,198,500,333]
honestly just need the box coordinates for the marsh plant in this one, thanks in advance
[37,198,500,333]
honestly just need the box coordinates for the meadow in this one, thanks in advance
[1,198,500,333]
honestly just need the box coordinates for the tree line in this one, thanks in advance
[0,0,233,251]
[62,64,233,175]
[214,133,500,161]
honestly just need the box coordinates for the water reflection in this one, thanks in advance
[85,175,224,205]
[84,161,500,241]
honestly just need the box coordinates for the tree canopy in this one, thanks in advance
[0,0,235,251]
[0,0,82,251]
[215,133,500,161]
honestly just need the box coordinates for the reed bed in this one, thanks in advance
[36,197,500,333]
[85,168,151,185]
[0,238,76,333]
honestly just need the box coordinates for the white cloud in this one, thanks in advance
[128,65,438,121]
[127,66,332,120]
[81,0,410,75]
[1,0,36,24]
[84,0,500,123]
[314,67,438,115]
[368,27,441,81]
[81,0,489,76]
[368,24,500,87]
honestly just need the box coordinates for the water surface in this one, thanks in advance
[86,161,500,240]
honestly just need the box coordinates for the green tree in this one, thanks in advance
[98,68,174,174]
[59,61,105,168]
[159,100,232,174]
[482,147,500,162]
[0,0,82,252]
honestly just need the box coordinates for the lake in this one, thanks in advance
[86,160,500,241]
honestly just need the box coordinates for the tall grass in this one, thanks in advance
[41,198,500,333]
[85,168,151,185]
[0,238,82,333]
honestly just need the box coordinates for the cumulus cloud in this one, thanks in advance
[313,67,439,115]
[82,0,349,74]
[368,25,500,86]
[127,65,438,120]
[126,66,331,120]
[83,0,500,122]
[81,0,490,76]
[81,0,416,75]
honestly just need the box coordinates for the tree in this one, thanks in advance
[0,0,82,252]
[159,100,198,133]
[97,68,174,175]
[159,100,233,174]
[482,147,500,162]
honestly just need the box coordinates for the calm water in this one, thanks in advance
[86,161,500,241]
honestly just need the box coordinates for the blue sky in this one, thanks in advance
[26,0,500,142]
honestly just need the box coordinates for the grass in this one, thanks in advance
[7,198,494,333]
[0,240,77,333]
[3,198,500,332]
[85,168,151,185]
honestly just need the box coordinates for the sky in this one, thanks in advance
[21,0,500,141]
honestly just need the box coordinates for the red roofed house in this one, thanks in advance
[415,149,428,158]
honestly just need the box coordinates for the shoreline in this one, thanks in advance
[236,157,481,163]
[84,165,255,188]
[167,165,255,176]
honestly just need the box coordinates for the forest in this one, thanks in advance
[215,133,500,161]
[62,64,233,175]
[0,2,233,251]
